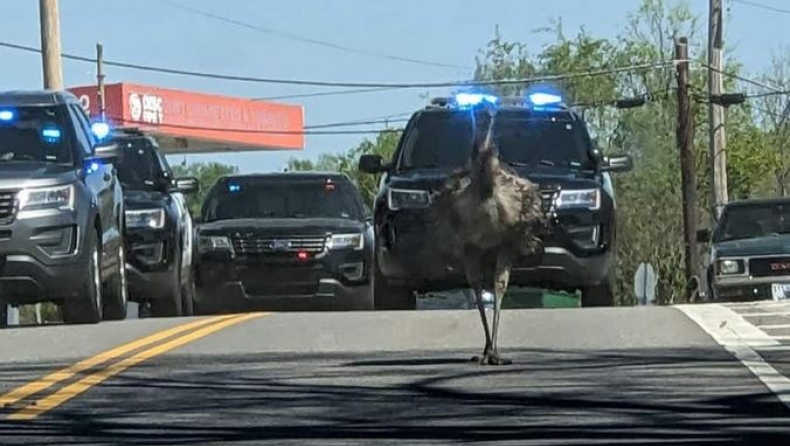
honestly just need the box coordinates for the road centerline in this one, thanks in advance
[0,314,238,409]
[7,312,265,421]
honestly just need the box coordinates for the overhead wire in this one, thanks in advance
[149,0,471,71]
[731,0,790,15]
[0,40,679,89]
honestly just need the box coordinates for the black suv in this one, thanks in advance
[699,197,790,302]
[359,93,633,310]
[0,90,126,326]
[111,128,200,317]
[194,172,374,313]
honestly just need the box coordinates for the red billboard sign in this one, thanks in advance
[68,83,304,152]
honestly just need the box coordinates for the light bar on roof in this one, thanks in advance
[454,93,498,107]
[0,110,14,122]
[527,92,563,106]
[91,122,110,140]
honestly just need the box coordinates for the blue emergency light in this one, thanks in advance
[41,127,62,141]
[228,183,241,193]
[91,122,110,140]
[454,93,499,107]
[527,92,563,106]
[0,110,14,122]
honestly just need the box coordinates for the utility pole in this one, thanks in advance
[676,37,700,302]
[708,0,727,220]
[38,0,63,90]
[96,43,106,120]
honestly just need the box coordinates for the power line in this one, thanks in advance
[698,61,788,92]
[0,40,678,89]
[253,87,400,101]
[732,0,790,15]
[150,0,470,71]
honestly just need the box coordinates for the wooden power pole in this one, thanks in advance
[97,43,106,120]
[39,0,63,90]
[708,0,727,220]
[676,37,700,301]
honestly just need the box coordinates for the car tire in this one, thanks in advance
[580,282,615,307]
[62,233,103,324]
[0,299,8,328]
[180,263,196,317]
[373,262,415,311]
[150,255,184,318]
[102,244,128,321]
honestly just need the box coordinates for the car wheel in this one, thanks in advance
[580,282,615,307]
[102,244,128,320]
[150,256,184,318]
[373,263,415,311]
[62,233,103,324]
[0,299,8,328]
[180,262,195,316]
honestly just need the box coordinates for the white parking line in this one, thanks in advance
[758,324,790,330]
[677,304,790,410]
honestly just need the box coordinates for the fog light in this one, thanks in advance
[340,262,364,281]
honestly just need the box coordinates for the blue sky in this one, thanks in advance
[1,0,787,172]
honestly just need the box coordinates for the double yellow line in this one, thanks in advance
[1,312,264,421]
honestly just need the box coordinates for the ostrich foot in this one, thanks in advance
[470,351,514,366]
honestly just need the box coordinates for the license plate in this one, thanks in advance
[771,283,790,301]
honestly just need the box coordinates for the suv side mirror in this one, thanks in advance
[601,154,633,173]
[359,154,386,174]
[93,141,121,160]
[173,177,200,194]
[697,228,711,243]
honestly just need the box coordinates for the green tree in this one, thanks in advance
[172,161,239,216]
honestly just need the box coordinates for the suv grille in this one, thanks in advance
[231,234,327,255]
[0,190,20,225]
[749,257,790,277]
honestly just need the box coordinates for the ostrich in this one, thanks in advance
[429,106,548,366]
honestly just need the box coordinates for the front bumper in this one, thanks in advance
[712,275,790,302]
[0,210,90,304]
[194,250,373,312]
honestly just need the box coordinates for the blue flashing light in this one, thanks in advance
[91,122,110,140]
[228,183,241,193]
[0,110,14,122]
[527,92,563,106]
[85,160,101,174]
[455,93,498,108]
[41,128,62,141]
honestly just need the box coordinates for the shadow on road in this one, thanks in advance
[1,347,789,445]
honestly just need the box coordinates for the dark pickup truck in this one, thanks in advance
[700,197,790,302]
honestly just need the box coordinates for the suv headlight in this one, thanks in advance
[125,209,165,229]
[554,188,600,211]
[17,184,74,211]
[717,259,744,275]
[199,235,233,253]
[327,233,364,250]
[388,188,430,211]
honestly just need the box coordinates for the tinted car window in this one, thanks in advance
[204,178,362,222]
[399,110,591,170]
[0,106,73,164]
[116,138,164,191]
[717,202,790,241]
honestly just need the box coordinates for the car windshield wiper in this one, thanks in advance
[505,160,556,168]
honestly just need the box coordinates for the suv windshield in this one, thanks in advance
[717,202,790,241]
[399,110,591,170]
[0,105,73,164]
[115,138,164,191]
[203,177,362,222]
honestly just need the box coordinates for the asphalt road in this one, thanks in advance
[1,303,789,445]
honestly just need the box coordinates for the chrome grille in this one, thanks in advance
[231,234,327,255]
[0,190,19,225]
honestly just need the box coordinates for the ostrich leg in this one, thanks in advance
[487,256,513,365]
[470,286,493,364]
